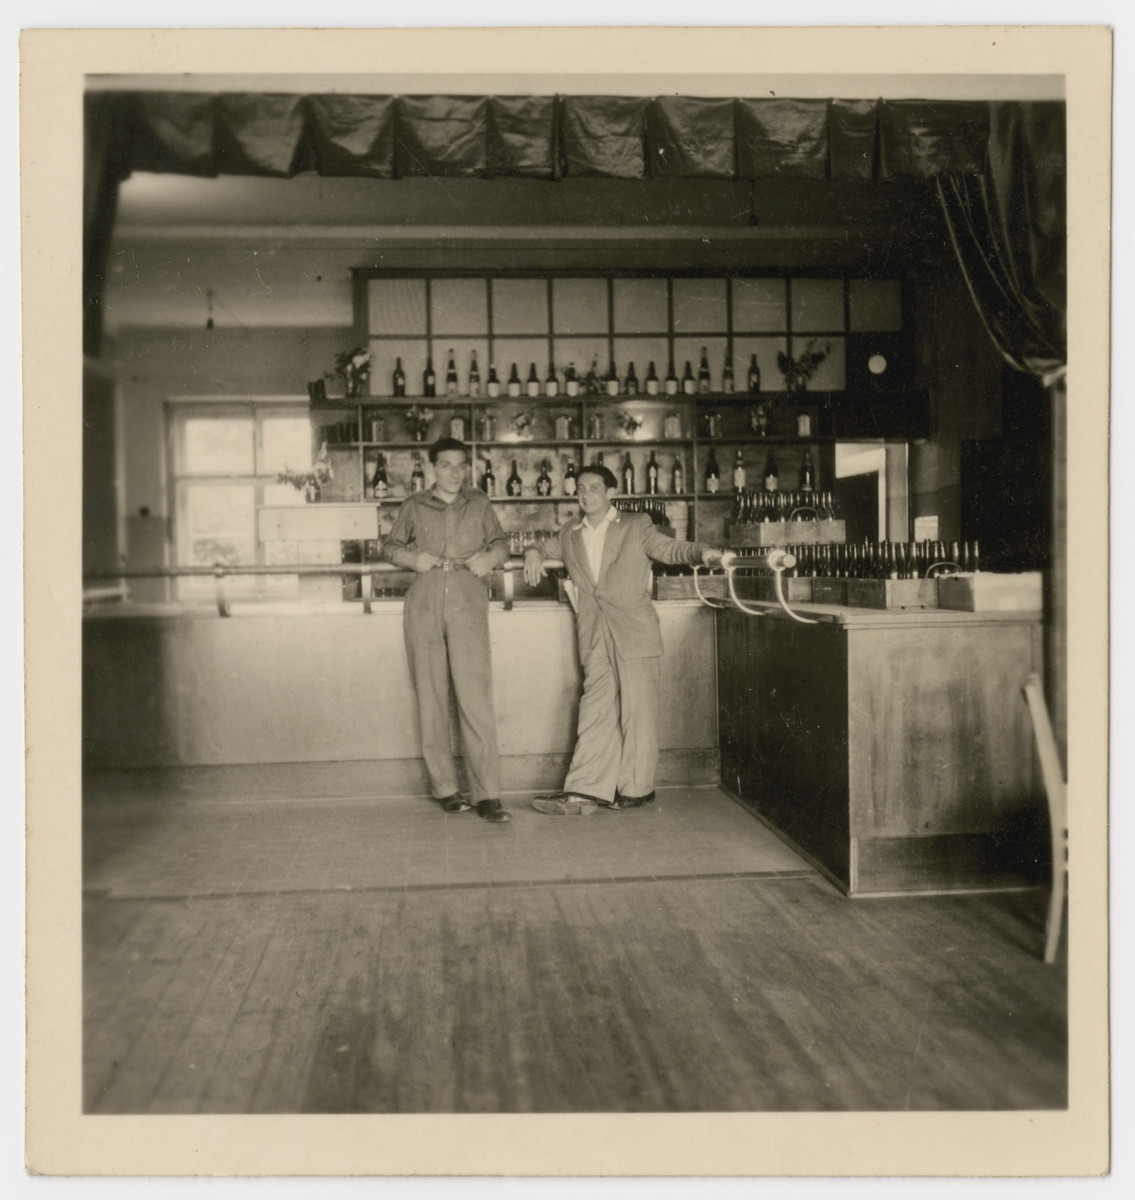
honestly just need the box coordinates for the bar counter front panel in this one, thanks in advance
[82,598,719,796]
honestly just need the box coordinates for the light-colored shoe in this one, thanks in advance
[531,793,599,817]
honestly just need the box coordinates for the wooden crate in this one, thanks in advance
[654,574,728,600]
[725,518,846,547]
[810,577,849,605]
[747,575,814,604]
[937,572,1043,613]
[845,578,940,610]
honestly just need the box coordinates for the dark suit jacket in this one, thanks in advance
[536,511,710,661]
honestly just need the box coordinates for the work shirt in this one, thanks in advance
[383,485,509,571]
[577,506,620,584]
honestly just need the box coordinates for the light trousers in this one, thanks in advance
[563,618,661,802]
[403,570,501,802]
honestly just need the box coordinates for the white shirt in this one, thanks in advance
[577,506,619,583]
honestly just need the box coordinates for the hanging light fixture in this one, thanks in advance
[205,288,215,330]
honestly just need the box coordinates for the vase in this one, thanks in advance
[304,480,321,504]
[344,374,360,399]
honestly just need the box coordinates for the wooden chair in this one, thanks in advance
[1023,672,1067,964]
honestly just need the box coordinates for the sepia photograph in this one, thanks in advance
[20,20,1113,1180]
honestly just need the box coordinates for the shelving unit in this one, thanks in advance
[302,268,918,545]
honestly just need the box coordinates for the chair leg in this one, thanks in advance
[1023,672,1067,965]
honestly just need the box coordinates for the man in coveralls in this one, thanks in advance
[384,437,512,823]
[522,463,724,816]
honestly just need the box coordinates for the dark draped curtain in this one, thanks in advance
[937,102,1067,381]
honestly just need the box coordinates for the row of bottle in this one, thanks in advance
[367,448,823,500]
[730,488,836,523]
[730,539,981,580]
[389,347,766,399]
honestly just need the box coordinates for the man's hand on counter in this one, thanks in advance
[701,547,726,569]
[523,548,546,587]
[411,551,443,573]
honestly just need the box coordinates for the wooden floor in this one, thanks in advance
[83,784,1067,1114]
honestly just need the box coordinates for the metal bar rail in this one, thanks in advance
[83,560,567,617]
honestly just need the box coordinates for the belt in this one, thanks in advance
[439,558,470,572]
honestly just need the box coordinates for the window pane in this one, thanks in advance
[183,417,254,475]
[183,483,256,570]
[261,415,315,475]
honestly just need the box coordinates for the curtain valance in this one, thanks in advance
[91,92,1028,183]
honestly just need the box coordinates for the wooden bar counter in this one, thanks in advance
[82,596,719,798]
[715,600,1045,896]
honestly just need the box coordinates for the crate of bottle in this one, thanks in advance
[845,578,941,610]
[810,577,849,605]
[653,573,728,601]
[746,575,814,604]
[724,519,846,547]
[936,572,1043,613]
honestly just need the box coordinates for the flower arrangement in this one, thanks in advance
[277,441,334,502]
[328,347,372,397]
[509,409,536,439]
[777,339,831,393]
[615,411,644,438]
[405,405,434,442]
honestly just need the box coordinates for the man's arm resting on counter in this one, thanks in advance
[640,520,723,568]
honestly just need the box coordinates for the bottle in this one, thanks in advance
[747,353,761,396]
[697,347,712,394]
[445,349,459,396]
[481,459,497,496]
[372,453,389,499]
[671,455,685,495]
[646,451,660,495]
[721,351,735,394]
[554,412,572,441]
[545,362,559,398]
[606,361,620,397]
[423,357,436,398]
[468,350,481,396]
[506,459,523,497]
[536,459,553,496]
[621,452,636,495]
[585,357,600,395]
[508,363,522,398]
[798,449,816,493]
[481,410,497,441]
[486,363,501,398]
[704,449,720,494]
[732,450,746,491]
[682,361,696,395]
[527,363,541,399]
[410,452,426,493]
[624,362,639,396]
[449,412,466,441]
[563,460,578,497]
[645,361,659,396]
[665,361,679,396]
[565,362,579,397]
[392,357,406,398]
[762,451,779,492]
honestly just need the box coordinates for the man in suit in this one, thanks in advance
[522,463,724,816]
[384,437,513,824]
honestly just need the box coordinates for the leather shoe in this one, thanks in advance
[439,793,472,813]
[532,793,599,816]
[475,799,512,823]
[613,790,656,810]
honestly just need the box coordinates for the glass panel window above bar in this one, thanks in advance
[849,279,903,331]
[672,336,728,394]
[367,277,427,335]
[789,335,846,391]
[260,414,315,475]
[491,278,549,335]
[790,278,845,333]
[551,278,608,336]
[367,338,428,398]
[671,277,727,334]
[431,278,489,336]
[732,278,787,332]
[613,277,669,334]
[613,337,670,395]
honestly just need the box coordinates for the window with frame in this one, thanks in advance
[168,399,313,600]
